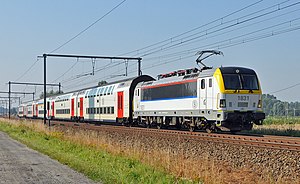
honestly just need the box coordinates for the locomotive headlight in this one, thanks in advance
[257,100,262,108]
[220,99,226,108]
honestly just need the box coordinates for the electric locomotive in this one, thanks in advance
[133,51,265,132]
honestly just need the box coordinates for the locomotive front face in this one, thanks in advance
[214,67,265,131]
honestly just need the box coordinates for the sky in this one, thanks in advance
[0,0,300,107]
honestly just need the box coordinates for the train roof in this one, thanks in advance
[21,75,154,104]
[140,67,216,87]
[139,66,257,87]
[219,66,256,75]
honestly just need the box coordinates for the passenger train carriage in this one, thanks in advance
[18,62,265,133]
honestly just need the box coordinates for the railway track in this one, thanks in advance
[48,120,300,152]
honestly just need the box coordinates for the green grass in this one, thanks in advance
[0,121,193,184]
[263,116,300,125]
[243,116,300,137]
[246,126,300,137]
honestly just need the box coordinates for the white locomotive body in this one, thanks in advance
[133,67,264,132]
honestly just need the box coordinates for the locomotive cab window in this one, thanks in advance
[223,74,259,90]
[241,74,259,90]
[223,74,242,90]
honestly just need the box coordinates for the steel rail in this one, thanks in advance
[47,120,300,151]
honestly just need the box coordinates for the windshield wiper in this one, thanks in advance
[249,89,253,93]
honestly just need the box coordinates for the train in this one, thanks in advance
[18,55,265,133]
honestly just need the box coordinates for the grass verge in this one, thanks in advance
[0,120,192,184]
[263,116,300,125]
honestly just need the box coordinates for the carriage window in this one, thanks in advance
[99,87,104,96]
[209,78,212,87]
[111,107,114,114]
[201,79,205,89]
[110,86,115,94]
[141,81,197,101]
[107,86,113,95]
[103,87,108,96]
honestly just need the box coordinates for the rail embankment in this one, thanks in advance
[1,118,299,184]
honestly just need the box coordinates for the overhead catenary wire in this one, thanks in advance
[52,58,80,82]
[50,0,127,53]
[121,0,266,56]
[139,8,300,63]
[55,1,299,89]
[15,58,39,81]
[59,0,294,86]
[144,8,300,59]
[122,16,300,78]
[63,22,300,90]
[20,0,300,100]
[122,19,300,76]
[13,0,127,86]
[62,18,300,92]
[122,0,298,71]
[138,0,299,57]
[45,0,292,89]
[269,82,300,94]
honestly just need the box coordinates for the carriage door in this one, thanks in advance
[47,102,50,117]
[206,78,213,110]
[32,105,35,117]
[79,97,83,118]
[52,102,55,117]
[117,91,124,118]
[199,78,207,111]
[36,105,38,116]
[71,98,75,118]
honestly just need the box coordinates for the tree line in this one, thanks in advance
[262,94,300,116]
